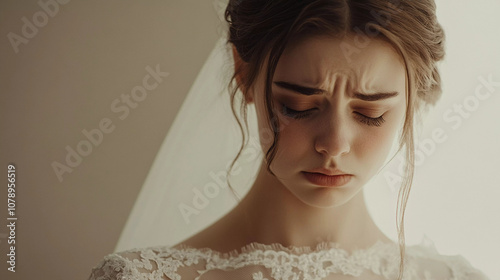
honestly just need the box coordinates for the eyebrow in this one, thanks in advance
[273,81,399,101]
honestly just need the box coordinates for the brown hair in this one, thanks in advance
[223,0,445,278]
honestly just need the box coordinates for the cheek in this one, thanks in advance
[255,104,296,160]
[257,119,313,176]
[255,97,308,161]
[357,128,393,156]
[352,128,392,179]
[355,111,404,171]
[276,121,310,157]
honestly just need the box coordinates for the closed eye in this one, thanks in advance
[280,104,315,120]
[353,112,385,127]
[279,104,386,127]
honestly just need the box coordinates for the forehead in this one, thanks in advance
[274,34,406,93]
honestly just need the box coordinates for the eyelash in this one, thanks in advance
[280,104,386,127]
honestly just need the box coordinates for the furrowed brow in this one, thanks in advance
[273,81,399,101]
[352,91,399,101]
[273,81,326,96]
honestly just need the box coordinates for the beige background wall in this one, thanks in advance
[0,1,221,279]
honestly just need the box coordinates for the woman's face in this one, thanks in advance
[247,34,407,208]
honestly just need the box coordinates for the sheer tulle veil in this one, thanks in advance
[115,0,265,251]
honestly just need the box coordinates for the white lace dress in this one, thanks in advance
[87,239,489,280]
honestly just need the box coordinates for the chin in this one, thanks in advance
[294,185,362,209]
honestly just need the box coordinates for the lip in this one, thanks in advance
[302,171,352,187]
[304,167,350,176]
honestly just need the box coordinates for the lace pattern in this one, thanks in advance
[88,240,489,280]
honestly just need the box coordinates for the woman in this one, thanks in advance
[88,0,490,279]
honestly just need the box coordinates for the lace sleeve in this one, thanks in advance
[87,250,179,280]
[87,253,132,280]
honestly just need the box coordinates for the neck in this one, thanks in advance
[232,161,391,251]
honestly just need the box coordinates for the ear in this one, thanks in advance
[232,45,254,104]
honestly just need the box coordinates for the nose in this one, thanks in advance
[314,113,351,158]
